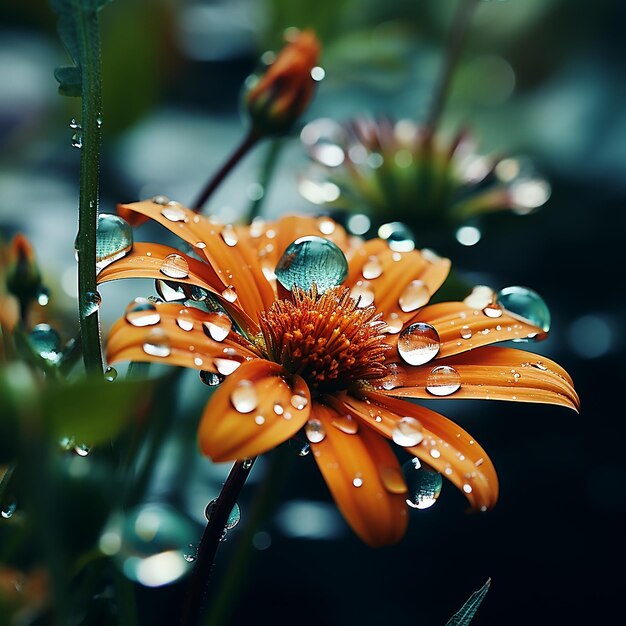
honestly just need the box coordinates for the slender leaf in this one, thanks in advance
[446,578,491,626]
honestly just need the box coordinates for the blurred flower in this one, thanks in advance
[245,29,321,136]
[5,233,42,306]
[0,565,48,621]
[99,200,577,547]
[299,117,551,239]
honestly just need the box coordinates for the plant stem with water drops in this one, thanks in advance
[191,130,260,213]
[179,458,256,626]
[425,0,481,136]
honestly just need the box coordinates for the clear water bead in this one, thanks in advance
[202,313,232,342]
[402,458,443,510]
[378,222,415,252]
[398,280,430,312]
[496,286,551,338]
[275,236,348,293]
[230,382,258,413]
[155,280,186,302]
[425,366,461,396]
[204,499,241,530]
[1,500,17,519]
[104,366,118,382]
[397,322,440,366]
[142,330,171,358]
[29,324,62,363]
[391,417,424,447]
[125,298,160,327]
[81,290,101,317]
[160,254,189,280]
[305,419,326,443]
[95,214,133,273]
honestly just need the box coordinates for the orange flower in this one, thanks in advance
[6,233,41,302]
[99,200,578,547]
[245,29,321,134]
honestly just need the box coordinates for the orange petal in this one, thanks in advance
[198,360,311,462]
[310,401,408,547]
[335,391,499,511]
[377,346,579,411]
[345,239,451,324]
[116,201,275,319]
[106,303,259,373]
[385,301,548,358]
[97,242,258,332]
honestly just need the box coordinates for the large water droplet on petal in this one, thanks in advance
[425,365,461,396]
[214,359,240,376]
[362,256,383,280]
[29,324,62,363]
[125,298,160,327]
[202,313,232,342]
[161,205,187,222]
[99,504,196,587]
[496,286,551,339]
[142,329,171,358]
[160,254,189,280]
[204,499,241,530]
[95,214,133,273]
[275,236,348,293]
[230,382,258,413]
[402,458,442,509]
[305,419,326,443]
[397,323,440,366]
[200,371,224,386]
[398,280,430,313]
[391,417,424,447]
[176,309,194,331]
[155,280,187,302]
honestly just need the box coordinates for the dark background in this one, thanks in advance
[1,1,624,624]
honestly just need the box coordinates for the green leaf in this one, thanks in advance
[43,376,153,445]
[446,578,491,626]
[54,65,82,96]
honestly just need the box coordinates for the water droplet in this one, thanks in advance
[37,287,50,306]
[69,118,81,130]
[81,290,101,317]
[71,132,83,148]
[220,225,238,247]
[305,419,326,443]
[74,443,90,457]
[58,436,75,451]
[142,330,171,358]
[152,195,170,205]
[160,254,189,280]
[275,236,348,293]
[379,466,407,494]
[483,300,503,318]
[350,282,375,308]
[96,114,103,128]
[402,458,443,509]
[221,286,238,303]
[175,309,194,331]
[105,366,118,382]
[299,443,310,456]
[273,403,284,415]
[464,285,495,310]
[183,552,196,563]
[397,322,440,366]
[1,500,16,519]
[99,504,196,587]
[200,371,224,386]
[352,476,363,488]
[391,417,424,447]
[230,382,258,413]
[204,499,241,529]
[155,280,187,302]
[362,256,383,280]
[125,297,160,327]
[460,326,472,340]
[202,313,232,342]
[378,222,415,252]
[95,214,133,273]
[426,366,461,396]
[318,218,336,234]
[399,280,430,313]
[29,324,62,363]
[331,413,358,434]
[496,286,551,338]
[214,359,240,376]
[242,458,254,470]
[161,205,187,222]
[290,393,308,410]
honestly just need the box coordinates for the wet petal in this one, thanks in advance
[116,201,275,318]
[310,402,408,547]
[335,391,498,511]
[346,239,450,322]
[198,360,311,462]
[386,301,547,357]
[377,346,579,411]
[106,303,259,373]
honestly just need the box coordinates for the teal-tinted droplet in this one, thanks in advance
[29,324,62,363]
[99,504,197,587]
[402,458,443,510]
[81,290,101,317]
[204,498,241,530]
[199,371,224,387]
[378,222,415,252]
[95,214,133,273]
[275,236,348,293]
[104,366,117,382]
[1,499,16,519]
[496,286,551,340]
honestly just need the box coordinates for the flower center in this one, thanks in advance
[258,286,390,392]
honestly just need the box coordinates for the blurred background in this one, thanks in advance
[1,0,624,624]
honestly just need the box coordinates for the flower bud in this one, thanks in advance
[5,233,41,302]
[245,29,321,135]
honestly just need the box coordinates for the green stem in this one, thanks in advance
[425,0,480,136]
[248,138,284,221]
[76,7,104,374]
[179,458,256,626]
[192,130,260,213]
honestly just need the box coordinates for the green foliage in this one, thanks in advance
[446,578,491,626]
